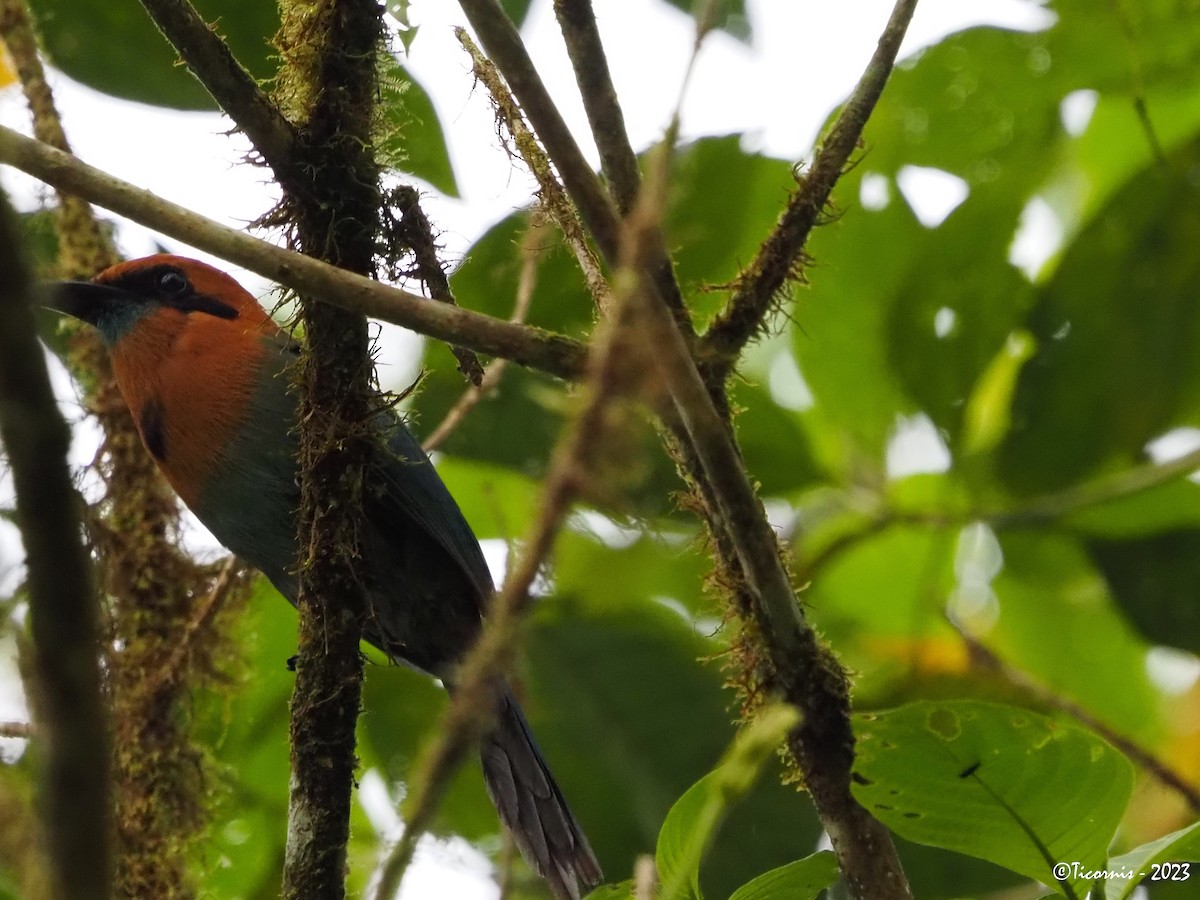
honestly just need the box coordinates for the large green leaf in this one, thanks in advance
[29,0,278,110]
[1085,529,1200,656]
[792,187,924,461]
[522,593,733,879]
[664,135,792,327]
[377,59,459,196]
[998,139,1200,495]
[853,700,1134,898]
[1049,0,1200,92]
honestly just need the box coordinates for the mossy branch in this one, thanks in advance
[702,0,919,377]
[456,0,693,333]
[5,3,242,896]
[271,1,386,897]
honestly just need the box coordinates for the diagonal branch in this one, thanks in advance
[552,0,641,214]
[455,28,610,312]
[136,0,297,168]
[630,139,912,896]
[372,199,655,900]
[702,0,919,377]
[456,0,693,333]
[0,125,588,379]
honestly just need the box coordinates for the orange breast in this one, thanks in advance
[111,308,277,508]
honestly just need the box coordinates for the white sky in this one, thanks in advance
[0,1,1049,897]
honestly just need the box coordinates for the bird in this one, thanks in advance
[48,254,602,900]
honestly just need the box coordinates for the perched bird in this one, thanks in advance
[49,254,601,900]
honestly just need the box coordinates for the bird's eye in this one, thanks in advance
[157,270,190,296]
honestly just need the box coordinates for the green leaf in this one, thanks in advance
[1105,820,1200,900]
[732,379,824,496]
[793,191,924,460]
[523,593,734,878]
[852,700,1134,898]
[1085,529,1200,656]
[377,58,459,196]
[664,136,792,327]
[29,0,278,110]
[658,0,750,43]
[998,138,1200,495]
[360,658,498,841]
[725,851,839,900]
[499,0,535,28]
[655,705,801,900]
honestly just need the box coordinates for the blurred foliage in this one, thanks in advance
[5,0,1200,898]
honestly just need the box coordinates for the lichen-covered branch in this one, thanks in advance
[0,125,587,379]
[623,144,912,895]
[455,28,610,312]
[702,0,919,376]
[0,189,110,900]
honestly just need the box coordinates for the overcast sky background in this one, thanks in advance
[0,1,1049,896]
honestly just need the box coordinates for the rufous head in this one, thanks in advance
[48,254,278,345]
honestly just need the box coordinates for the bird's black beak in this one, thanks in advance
[43,281,129,327]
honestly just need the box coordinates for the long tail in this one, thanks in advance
[479,689,603,900]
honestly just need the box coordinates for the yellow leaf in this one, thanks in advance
[0,39,17,90]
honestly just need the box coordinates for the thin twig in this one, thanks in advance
[703,0,919,376]
[0,721,33,739]
[552,0,641,214]
[0,190,111,900]
[955,625,1200,813]
[0,125,588,380]
[993,444,1200,527]
[455,0,694,332]
[390,187,485,385]
[136,0,297,168]
[422,224,539,452]
[455,29,610,312]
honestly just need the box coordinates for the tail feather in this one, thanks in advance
[480,690,602,900]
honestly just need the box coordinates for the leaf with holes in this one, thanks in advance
[852,701,1133,898]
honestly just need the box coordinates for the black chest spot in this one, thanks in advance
[139,398,168,462]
